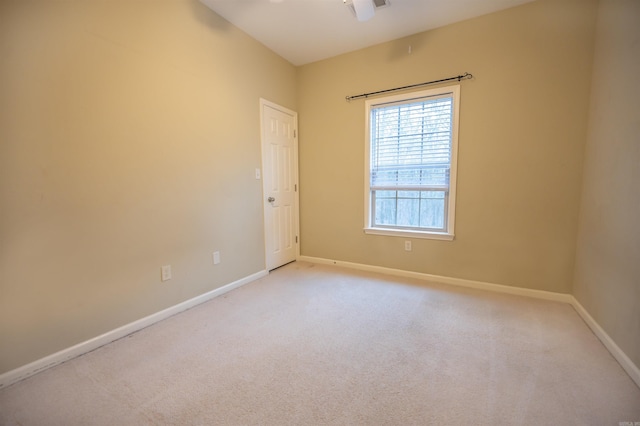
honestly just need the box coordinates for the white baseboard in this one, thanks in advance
[298,255,640,389]
[569,297,640,388]
[0,270,268,390]
[298,256,573,303]
[5,258,639,392]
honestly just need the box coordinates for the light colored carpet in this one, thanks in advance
[1,261,639,425]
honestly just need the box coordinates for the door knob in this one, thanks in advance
[267,197,275,202]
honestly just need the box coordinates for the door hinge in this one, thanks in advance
[296,236,298,243]
[294,129,297,138]
[295,184,297,192]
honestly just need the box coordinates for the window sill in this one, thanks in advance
[364,227,455,241]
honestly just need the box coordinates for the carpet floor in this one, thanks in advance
[1,261,639,425]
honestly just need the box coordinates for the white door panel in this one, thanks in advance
[261,101,298,271]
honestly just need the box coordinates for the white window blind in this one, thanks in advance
[370,94,453,191]
[364,86,459,238]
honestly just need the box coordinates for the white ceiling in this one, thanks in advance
[199,0,536,66]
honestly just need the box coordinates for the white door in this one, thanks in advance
[260,100,298,271]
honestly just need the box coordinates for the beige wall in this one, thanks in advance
[4,0,637,380]
[297,0,597,293]
[0,0,296,373]
[573,0,640,368]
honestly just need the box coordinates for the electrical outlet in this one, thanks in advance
[161,265,172,281]
[213,251,221,265]
[404,241,412,251]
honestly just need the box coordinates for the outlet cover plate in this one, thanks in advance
[161,265,172,281]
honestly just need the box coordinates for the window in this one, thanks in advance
[364,85,460,240]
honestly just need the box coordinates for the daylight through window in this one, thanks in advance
[364,85,460,240]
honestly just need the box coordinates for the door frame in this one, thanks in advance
[259,98,300,270]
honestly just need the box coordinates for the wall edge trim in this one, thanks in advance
[0,269,268,390]
[298,256,572,302]
[569,296,640,389]
[298,255,639,389]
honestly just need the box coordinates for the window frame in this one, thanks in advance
[363,85,460,241]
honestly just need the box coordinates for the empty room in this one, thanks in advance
[1,0,639,424]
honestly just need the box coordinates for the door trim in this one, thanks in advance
[259,98,300,270]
